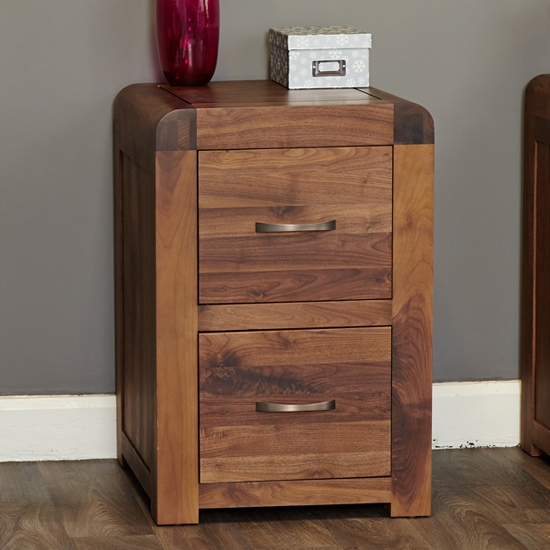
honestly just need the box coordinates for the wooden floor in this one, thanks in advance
[2,447,550,549]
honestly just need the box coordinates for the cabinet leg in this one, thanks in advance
[521,442,543,457]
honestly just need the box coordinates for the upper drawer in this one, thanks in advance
[198,147,392,304]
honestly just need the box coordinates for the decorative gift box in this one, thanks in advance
[269,26,372,90]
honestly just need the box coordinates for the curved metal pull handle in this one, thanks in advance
[255,220,336,233]
[256,399,336,413]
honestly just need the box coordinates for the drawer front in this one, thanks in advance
[198,147,392,304]
[199,327,391,484]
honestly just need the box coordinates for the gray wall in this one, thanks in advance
[2,0,549,394]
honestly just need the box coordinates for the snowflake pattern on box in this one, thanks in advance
[269,26,371,90]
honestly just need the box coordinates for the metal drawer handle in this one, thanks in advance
[255,220,336,233]
[256,399,336,413]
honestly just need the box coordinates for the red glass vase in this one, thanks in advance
[156,0,219,86]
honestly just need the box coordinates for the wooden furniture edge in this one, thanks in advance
[532,421,550,454]
[359,88,434,145]
[114,83,195,162]
[199,478,392,509]
[390,143,434,517]
[120,433,153,497]
[115,86,201,524]
[524,74,550,120]
[114,117,125,469]
[198,300,392,332]
[520,74,550,457]
[195,103,394,150]
[521,77,540,456]
[154,150,199,525]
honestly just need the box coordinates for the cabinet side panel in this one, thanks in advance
[155,150,199,525]
[520,76,550,457]
[118,152,157,470]
[533,122,550,433]
[391,143,433,517]
[521,99,539,455]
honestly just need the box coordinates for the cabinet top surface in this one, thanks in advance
[116,80,434,149]
[159,79,390,109]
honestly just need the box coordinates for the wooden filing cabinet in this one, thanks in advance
[114,80,434,525]
[522,74,550,458]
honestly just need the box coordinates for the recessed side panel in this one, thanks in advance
[120,152,157,470]
[533,132,550,431]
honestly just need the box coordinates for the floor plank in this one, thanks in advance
[502,523,550,550]
[0,462,53,504]
[70,535,164,550]
[38,461,154,538]
[0,503,74,550]
[233,507,343,549]
[1,448,550,549]
[152,511,256,550]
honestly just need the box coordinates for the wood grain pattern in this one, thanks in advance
[199,147,392,303]
[120,433,153,498]
[3,448,548,548]
[199,327,391,483]
[533,422,550,457]
[71,536,164,550]
[502,523,550,550]
[154,150,199,525]
[199,147,392,208]
[390,144,434,517]
[200,268,391,304]
[199,478,392,509]
[319,504,433,550]
[0,503,74,550]
[114,85,199,525]
[198,300,392,332]
[38,461,153,538]
[152,516,255,550]
[522,77,540,457]
[119,153,156,470]
[522,74,550,458]
[114,84,193,167]
[115,81,433,524]
[201,447,390,484]
[164,79,382,107]
[194,104,394,150]
[394,103,435,145]
[0,462,51,504]
[231,507,341,550]
[533,131,550,430]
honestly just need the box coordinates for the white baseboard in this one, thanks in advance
[0,395,117,462]
[0,381,521,462]
[432,380,521,449]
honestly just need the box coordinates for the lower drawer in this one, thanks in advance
[199,327,391,484]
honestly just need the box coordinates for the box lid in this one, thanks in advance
[269,26,372,50]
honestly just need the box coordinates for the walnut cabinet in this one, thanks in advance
[114,81,434,525]
[522,75,550,458]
